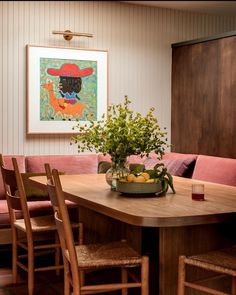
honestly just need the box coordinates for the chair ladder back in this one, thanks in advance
[51,169,81,290]
[6,191,22,212]
[47,183,60,210]
[45,163,60,213]
[45,163,53,184]
[0,158,21,224]
[2,168,18,194]
[0,154,18,195]
[12,158,33,236]
[1,166,21,208]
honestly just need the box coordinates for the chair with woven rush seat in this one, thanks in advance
[46,167,149,295]
[45,162,84,295]
[0,155,64,295]
[178,246,236,295]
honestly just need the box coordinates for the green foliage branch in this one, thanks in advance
[71,96,169,166]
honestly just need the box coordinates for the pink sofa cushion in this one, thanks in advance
[0,199,78,227]
[0,199,53,227]
[26,155,98,174]
[0,156,26,200]
[192,155,236,186]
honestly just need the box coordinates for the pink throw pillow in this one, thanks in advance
[143,158,195,177]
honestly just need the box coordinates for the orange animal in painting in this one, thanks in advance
[41,81,91,120]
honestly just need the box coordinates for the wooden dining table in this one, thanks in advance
[30,174,236,295]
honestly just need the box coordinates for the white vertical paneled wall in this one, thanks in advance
[0,1,236,155]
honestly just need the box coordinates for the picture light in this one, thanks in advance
[52,30,93,41]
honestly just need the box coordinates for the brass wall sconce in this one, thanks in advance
[52,30,93,41]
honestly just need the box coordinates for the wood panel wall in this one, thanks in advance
[171,35,236,158]
[1,1,236,155]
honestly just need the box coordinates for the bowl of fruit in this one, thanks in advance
[116,171,163,195]
[116,164,175,196]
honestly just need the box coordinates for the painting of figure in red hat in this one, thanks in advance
[27,45,107,134]
[40,58,97,121]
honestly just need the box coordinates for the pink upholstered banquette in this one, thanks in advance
[0,152,235,244]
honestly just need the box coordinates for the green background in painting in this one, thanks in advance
[40,58,97,121]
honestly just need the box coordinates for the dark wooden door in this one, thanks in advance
[171,36,236,158]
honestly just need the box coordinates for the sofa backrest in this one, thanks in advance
[26,155,98,174]
[192,155,236,186]
[98,152,198,162]
[97,152,198,177]
[1,153,235,201]
[162,152,198,161]
[0,156,26,200]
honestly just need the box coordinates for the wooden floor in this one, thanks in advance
[0,246,64,295]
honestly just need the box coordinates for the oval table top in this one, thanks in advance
[30,174,236,227]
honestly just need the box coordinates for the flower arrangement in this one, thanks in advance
[71,96,175,193]
[71,96,168,164]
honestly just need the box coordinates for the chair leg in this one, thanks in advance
[121,268,128,295]
[141,256,149,295]
[55,232,60,276]
[64,263,70,295]
[80,270,85,287]
[28,243,34,295]
[178,256,186,295]
[12,227,18,283]
[232,276,236,295]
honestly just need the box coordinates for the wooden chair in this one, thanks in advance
[0,155,64,295]
[45,163,84,294]
[178,246,236,295]
[46,166,149,295]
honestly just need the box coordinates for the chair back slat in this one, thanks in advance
[0,154,21,220]
[0,153,18,196]
[46,184,59,210]
[45,163,53,184]
[45,163,58,209]
[7,193,22,211]
[1,168,18,193]
[12,158,33,236]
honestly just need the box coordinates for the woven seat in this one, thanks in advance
[14,215,56,232]
[46,165,149,295]
[66,241,142,269]
[178,246,236,295]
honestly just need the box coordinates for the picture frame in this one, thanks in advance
[26,45,108,134]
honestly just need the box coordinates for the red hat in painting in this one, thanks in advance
[47,63,93,77]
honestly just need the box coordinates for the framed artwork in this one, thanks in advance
[27,45,108,134]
